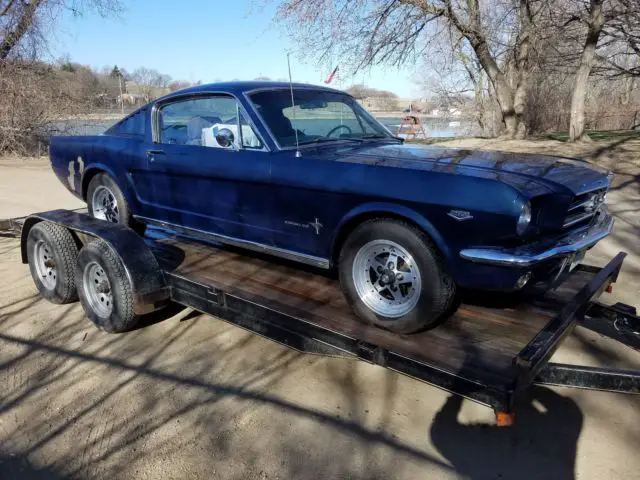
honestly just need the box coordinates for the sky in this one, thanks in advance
[49,0,421,98]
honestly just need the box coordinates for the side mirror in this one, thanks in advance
[215,128,236,149]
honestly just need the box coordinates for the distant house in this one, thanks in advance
[358,96,399,112]
[117,93,150,107]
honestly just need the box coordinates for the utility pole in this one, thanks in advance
[111,65,125,115]
[118,74,124,115]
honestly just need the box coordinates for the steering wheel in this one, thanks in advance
[326,124,353,138]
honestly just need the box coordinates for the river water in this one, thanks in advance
[49,115,477,139]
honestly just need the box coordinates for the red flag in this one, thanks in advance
[324,65,339,84]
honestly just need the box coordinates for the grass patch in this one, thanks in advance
[405,136,475,145]
[542,130,640,142]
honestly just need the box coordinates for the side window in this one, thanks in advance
[158,96,262,149]
[239,111,263,149]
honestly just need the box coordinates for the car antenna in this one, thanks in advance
[287,53,302,158]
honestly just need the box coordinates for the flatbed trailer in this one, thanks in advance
[13,210,640,425]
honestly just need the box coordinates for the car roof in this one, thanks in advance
[157,81,347,102]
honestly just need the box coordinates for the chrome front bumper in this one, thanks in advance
[460,208,614,267]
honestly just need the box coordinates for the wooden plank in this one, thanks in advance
[151,235,596,387]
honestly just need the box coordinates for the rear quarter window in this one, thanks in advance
[107,110,147,138]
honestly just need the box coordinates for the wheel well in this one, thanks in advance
[331,211,442,267]
[81,169,103,200]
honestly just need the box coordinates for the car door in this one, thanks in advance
[130,94,274,245]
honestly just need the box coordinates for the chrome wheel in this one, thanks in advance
[83,261,113,317]
[352,240,422,318]
[92,186,119,223]
[33,240,57,290]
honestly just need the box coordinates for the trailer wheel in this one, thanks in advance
[76,240,138,333]
[339,219,456,334]
[27,222,79,304]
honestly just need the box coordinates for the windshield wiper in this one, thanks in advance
[362,134,404,142]
[297,137,363,146]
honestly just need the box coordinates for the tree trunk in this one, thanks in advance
[0,0,45,60]
[511,0,533,140]
[474,70,486,132]
[468,38,522,138]
[569,0,605,142]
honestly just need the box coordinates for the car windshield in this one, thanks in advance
[248,89,392,148]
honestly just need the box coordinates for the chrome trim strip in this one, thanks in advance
[568,197,594,212]
[563,212,595,228]
[460,210,614,267]
[134,215,330,269]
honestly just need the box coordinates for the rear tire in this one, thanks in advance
[27,222,79,304]
[76,240,138,333]
[87,173,146,235]
[339,219,455,334]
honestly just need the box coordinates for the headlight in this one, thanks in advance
[517,201,532,236]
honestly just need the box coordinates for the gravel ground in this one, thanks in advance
[0,141,638,479]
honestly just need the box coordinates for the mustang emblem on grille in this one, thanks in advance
[584,193,605,213]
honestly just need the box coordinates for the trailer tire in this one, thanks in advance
[27,221,79,304]
[339,219,455,334]
[87,173,146,235]
[76,240,138,333]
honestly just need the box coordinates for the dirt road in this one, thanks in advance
[0,142,639,479]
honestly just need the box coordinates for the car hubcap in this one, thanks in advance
[83,261,113,317]
[33,240,57,290]
[352,240,422,318]
[92,186,119,223]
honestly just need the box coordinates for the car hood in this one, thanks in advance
[332,143,611,196]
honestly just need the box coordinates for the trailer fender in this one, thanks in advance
[21,210,169,315]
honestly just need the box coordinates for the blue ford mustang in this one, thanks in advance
[49,81,614,333]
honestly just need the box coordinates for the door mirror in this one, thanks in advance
[215,128,235,149]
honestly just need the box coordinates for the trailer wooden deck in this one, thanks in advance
[150,232,597,389]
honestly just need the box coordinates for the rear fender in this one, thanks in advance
[82,163,140,214]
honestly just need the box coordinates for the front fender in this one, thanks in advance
[332,202,452,264]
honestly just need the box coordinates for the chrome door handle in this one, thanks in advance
[146,149,165,161]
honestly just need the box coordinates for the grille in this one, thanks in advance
[563,188,607,228]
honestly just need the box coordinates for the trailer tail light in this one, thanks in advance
[496,411,515,427]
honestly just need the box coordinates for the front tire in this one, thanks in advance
[87,173,145,235]
[76,240,138,333]
[339,219,455,334]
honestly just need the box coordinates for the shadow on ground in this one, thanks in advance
[1,235,638,479]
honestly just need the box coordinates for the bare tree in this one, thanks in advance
[0,0,123,60]
[0,0,122,153]
[131,67,173,98]
[169,80,193,92]
[274,0,545,138]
